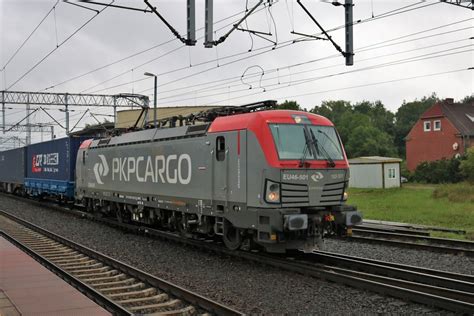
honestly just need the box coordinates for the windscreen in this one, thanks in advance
[269,124,344,160]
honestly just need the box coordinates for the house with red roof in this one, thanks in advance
[406,98,474,171]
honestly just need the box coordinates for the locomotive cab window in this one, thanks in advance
[82,151,86,164]
[269,124,344,161]
[216,136,226,161]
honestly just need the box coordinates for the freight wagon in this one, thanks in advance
[25,136,87,200]
[0,147,26,193]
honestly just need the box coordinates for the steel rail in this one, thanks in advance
[350,228,474,257]
[354,224,431,236]
[314,250,474,284]
[1,193,474,313]
[0,210,242,316]
[301,251,474,293]
[0,230,131,315]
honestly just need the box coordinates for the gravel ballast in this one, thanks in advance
[0,195,468,315]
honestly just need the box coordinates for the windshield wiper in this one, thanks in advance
[310,129,336,168]
[299,128,314,167]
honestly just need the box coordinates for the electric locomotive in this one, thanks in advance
[75,101,362,253]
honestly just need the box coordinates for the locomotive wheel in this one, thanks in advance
[223,220,242,251]
[177,216,187,236]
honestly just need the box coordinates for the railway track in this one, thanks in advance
[355,223,431,236]
[282,251,474,313]
[1,194,474,313]
[351,228,474,257]
[0,210,241,316]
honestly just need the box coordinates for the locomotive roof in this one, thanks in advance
[89,124,209,148]
[208,110,334,133]
[88,110,334,148]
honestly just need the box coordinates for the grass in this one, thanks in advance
[347,183,474,240]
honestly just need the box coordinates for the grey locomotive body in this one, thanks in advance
[76,110,361,253]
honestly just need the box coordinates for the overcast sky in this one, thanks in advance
[0,0,473,145]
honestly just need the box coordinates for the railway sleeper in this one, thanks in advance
[58,259,98,268]
[146,305,196,316]
[75,268,117,279]
[17,236,51,243]
[127,299,182,313]
[100,282,146,294]
[118,293,169,305]
[67,265,107,274]
[107,287,157,299]
[44,253,83,261]
[83,272,126,283]
[92,278,137,289]
[31,245,70,252]
[10,232,46,239]
[22,240,58,247]
[51,255,89,264]
[37,248,75,256]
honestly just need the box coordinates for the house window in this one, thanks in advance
[434,120,441,131]
[388,168,396,179]
[423,121,431,132]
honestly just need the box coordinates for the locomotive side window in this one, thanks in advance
[82,151,86,164]
[216,136,226,161]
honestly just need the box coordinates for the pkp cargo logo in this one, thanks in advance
[93,155,109,184]
[311,172,324,182]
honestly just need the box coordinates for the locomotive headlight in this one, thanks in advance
[343,192,348,201]
[265,180,280,203]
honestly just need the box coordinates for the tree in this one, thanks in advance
[461,94,474,104]
[311,100,352,126]
[345,125,397,158]
[460,147,474,184]
[336,112,371,145]
[394,93,439,157]
[277,100,301,110]
[353,100,395,137]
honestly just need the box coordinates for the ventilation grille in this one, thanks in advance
[320,180,346,205]
[281,182,309,207]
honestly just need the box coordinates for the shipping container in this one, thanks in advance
[0,147,26,192]
[25,136,88,198]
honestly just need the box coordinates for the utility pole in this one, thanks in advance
[144,72,158,127]
[187,0,196,45]
[26,94,31,145]
[1,91,4,134]
[65,94,69,135]
[345,0,354,66]
[204,0,213,48]
[113,96,117,127]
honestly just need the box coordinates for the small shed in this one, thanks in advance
[348,156,402,189]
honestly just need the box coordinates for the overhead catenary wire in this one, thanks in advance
[154,23,474,97]
[158,38,473,104]
[88,0,448,96]
[40,6,254,92]
[188,47,473,107]
[158,45,473,105]
[1,0,60,71]
[146,22,473,99]
[276,68,471,101]
[5,0,115,91]
[192,66,472,108]
[79,3,276,94]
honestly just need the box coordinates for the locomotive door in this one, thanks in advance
[212,135,228,206]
